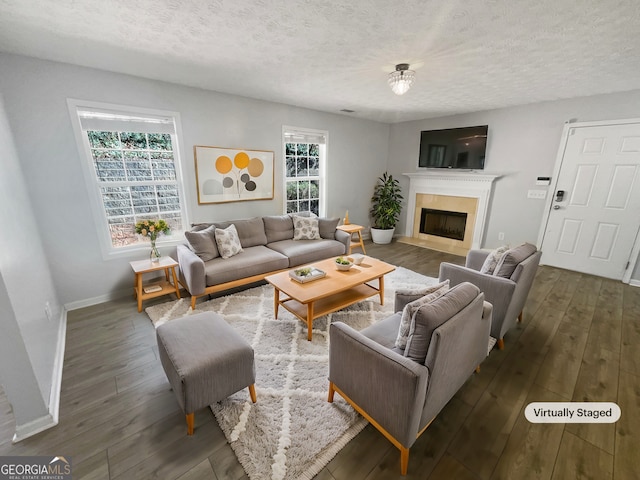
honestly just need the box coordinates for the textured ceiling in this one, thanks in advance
[1,0,639,123]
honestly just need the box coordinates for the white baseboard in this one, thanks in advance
[12,309,67,443]
[48,309,66,422]
[12,412,58,443]
[64,287,131,311]
[630,279,640,287]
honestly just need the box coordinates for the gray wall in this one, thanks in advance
[0,93,61,429]
[388,91,640,282]
[0,53,390,306]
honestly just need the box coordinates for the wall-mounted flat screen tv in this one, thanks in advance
[418,125,488,169]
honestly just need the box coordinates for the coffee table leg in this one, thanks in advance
[306,302,314,341]
[379,276,385,305]
[273,288,280,318]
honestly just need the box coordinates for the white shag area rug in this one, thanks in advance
[145,267,447,480]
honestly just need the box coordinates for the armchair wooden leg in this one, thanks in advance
[475,365,481,373]
[518,310,523,323]
[248,384,257,403]
[186,412,194,435]
[497,338,505,350]
[400,446,409,475]
[327,381,335,403]
[190,296,197,310]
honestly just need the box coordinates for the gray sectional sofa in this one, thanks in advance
[176,214,350,308]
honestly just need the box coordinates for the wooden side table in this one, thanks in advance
[337,224,367,254]
[130,256,181,312]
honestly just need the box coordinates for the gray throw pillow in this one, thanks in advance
[215,224,244,259]
[479,245,509,274]
[292,215,321,240]
[318,218,340,239]
[404,282,480,364]
[394,280,450,349]
[184,225,219,261]
[493,243,537,278]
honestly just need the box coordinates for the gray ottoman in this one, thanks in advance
[156,312,256,435]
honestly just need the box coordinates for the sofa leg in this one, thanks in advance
[186,413,194,435]
[518,310,523,322]
[248,384,257,403]
[475,365,481,374]
[327,382,335,403]
[497,338,505,350]
[400,446,409,475]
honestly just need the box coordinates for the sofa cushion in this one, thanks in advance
[493,243,537,278]
[292,215,321,240]
[204,246,289,285]
[395,281,450,350]
[185,225,219,261]
[479,245,509,274]
[404,282,480,364]
[214,217,267,248]
[263,215,294,243]
[318,218,340,239]
[267,239,345,267]
[215,224,243,259]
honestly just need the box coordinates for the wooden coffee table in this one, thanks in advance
[265,256,395,341]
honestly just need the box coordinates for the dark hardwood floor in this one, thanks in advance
[1,241,639,479]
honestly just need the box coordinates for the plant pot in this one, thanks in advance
[370,227,395,244]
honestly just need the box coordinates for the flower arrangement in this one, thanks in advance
[135,219,170,261]
[135,219,170,240]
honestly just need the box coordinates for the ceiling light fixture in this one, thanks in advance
[388,63,415,95]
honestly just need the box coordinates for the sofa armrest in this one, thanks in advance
[334,229,351,254]
[176,244,206,296]
[329,322,429,447]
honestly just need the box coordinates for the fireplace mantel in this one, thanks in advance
[403,171,501,251]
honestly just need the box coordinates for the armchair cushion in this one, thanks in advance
[394,280,450,350]
[404,283,481,363]
[184,225,219,261]
[479,245,509,274]
[494,243,537,278]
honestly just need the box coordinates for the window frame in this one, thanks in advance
[68,99,190,259]
[282,126,328,217]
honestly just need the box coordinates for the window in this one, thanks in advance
[283,127,327,216]
[69,101,187,256]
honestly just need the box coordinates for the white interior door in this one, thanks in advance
[540,121,640,280]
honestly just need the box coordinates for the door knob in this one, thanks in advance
[553,205,561,210]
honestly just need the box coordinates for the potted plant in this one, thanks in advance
[370,172,403,244]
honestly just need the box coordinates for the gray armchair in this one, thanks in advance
[328,282,492,475]
[439,244,541,349]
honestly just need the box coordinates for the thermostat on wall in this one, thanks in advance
[536,176,551,186]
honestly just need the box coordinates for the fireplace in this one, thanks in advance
[420,208,467,241]
[400,172,500,255]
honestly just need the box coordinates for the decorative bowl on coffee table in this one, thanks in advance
[335,257,353,271]
[349,253,365,265]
